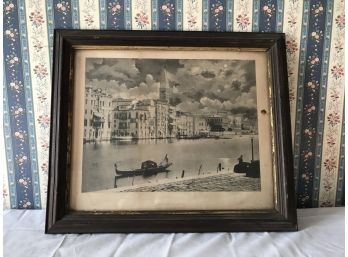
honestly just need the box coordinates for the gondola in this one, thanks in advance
[114,155,172,177]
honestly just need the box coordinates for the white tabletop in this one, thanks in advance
[4,207,345,257]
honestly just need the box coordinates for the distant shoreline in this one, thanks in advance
[83,133,259,143]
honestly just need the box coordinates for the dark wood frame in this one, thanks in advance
[46,30,297,234]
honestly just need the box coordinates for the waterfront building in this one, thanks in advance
[136,99,156,138]
[155,100,169,138]
[223,114,243,132]
[220,113,230,131]
[230,115,242,130]
[193,115,210,136]
[206,115,223,132]
[112,105,150,139]
[84,87,113,142]
[241,117,258,133]
[168,106,177,138]
[111,99,171,139]
[176,112,194,137]
[112,100,154,139]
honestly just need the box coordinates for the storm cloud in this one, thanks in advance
[86,58,257,117]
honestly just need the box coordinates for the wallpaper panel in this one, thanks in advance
[3,0,345,209]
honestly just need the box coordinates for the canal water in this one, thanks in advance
[82,135,259,192]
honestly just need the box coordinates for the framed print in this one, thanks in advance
[46,30,297,233]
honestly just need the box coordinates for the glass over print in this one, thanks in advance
[69,49,274,211]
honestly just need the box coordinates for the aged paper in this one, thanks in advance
[70,49,275,211]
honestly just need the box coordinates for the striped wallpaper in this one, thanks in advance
[3,0,345,209]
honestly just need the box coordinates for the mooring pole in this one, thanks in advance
[251,136,254,161]
[132,174,135,186]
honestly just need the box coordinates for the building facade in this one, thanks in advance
[193,115,210,136]
[168,105,177,138]
[112,99,152,139]
[176,112,194,137]
[111,99,172,139]
[84,87,113,142]
[155,100,169,138]
[206,115,223,132]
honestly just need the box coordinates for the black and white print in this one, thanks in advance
[82,58,260,192]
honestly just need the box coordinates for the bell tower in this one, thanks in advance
[159,69,170,103]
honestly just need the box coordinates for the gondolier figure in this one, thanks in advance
[238,155,243,164]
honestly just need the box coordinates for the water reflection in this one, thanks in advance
[82,136,259,192]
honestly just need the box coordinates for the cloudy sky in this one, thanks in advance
[86,58,257,117]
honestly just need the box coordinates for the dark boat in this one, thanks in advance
[114,155,172,177]
[234,161,251,173]
[245,160,260,178]
[233,160,260,178]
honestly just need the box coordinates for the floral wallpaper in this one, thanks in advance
[3,0,345,209]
